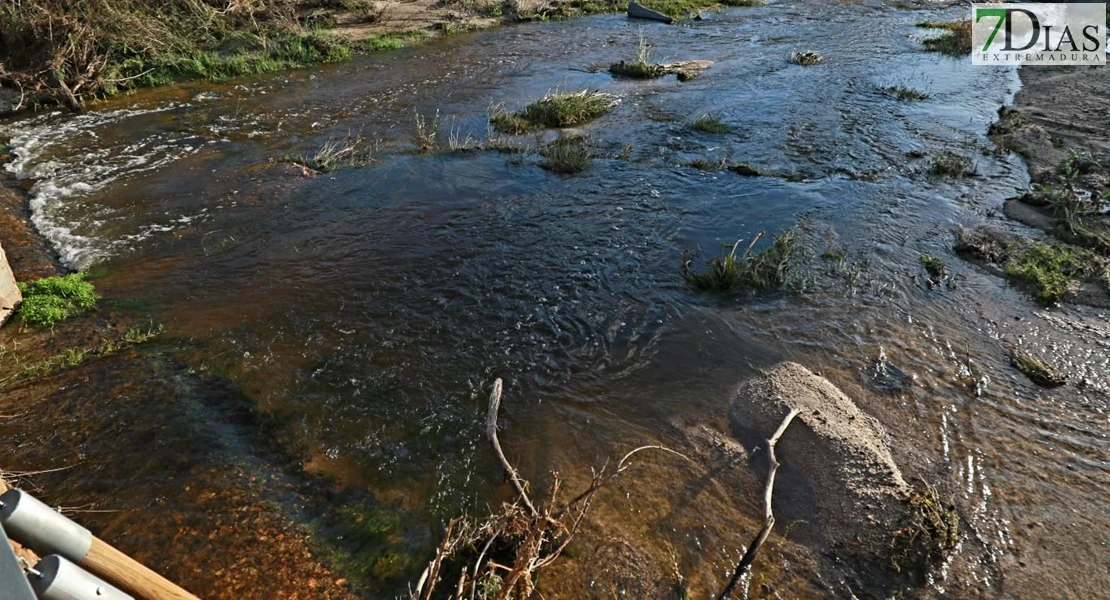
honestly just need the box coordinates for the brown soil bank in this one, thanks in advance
[0,0,707,113]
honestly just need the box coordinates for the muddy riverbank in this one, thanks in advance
[3,3,1110,599]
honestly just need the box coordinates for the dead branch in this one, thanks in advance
[717,408,800,600]
[412,379,687,600]
[486,378,537,517]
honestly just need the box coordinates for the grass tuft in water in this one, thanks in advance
[1008,349,1066,387]
[683,229,802,293]
[690,113,733,134]
[890,481,960,577]
[539,136,592,174]
[930,151,975,177]
[609,29,666,79]
[16,274,98,327]
[284,134,374,172]
[880,85,930,101]
[790,50,824,66]
[920,253,948,286]
[919,20,972,56]
[489,89,619,134]
[686,156,728,171]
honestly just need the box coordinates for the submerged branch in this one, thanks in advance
[718,408,800,600]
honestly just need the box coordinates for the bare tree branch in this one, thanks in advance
[487,377,538,517]
[718,408,800,600]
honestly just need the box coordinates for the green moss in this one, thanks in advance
[490,89,619,134]
[1009,349,1066,387]
[729,163,761,176]
[1003,243,1091,304]
[684,229,803,294]
[16,274,98,327]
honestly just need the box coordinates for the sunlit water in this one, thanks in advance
[3,1,1108,597]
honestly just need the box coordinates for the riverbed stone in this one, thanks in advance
[0,242,21,326]
[729,362,910,556]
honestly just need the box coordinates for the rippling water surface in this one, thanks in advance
[3,1,1108,597]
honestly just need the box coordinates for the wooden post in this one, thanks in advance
[82,537,200,600]
[0,489,200,600]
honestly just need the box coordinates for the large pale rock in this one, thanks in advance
[729,362,910,553]
[0,242,21,326]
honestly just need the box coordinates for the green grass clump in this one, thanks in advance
[880,85,930,101]
[490,89,619,134]
[540,136,592,174]
[930,151,975,176]
[919,20,972,56]
[920,253,948,285]
[1003,243,1091,304]
[684,229,803,293]
[1009,349,1066,387]
[690,113,733,134]
[16,274,98,327]
[609,60,666,79]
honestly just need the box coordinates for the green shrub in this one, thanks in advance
[16,274,98,327]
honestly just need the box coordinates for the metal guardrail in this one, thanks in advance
[0,520,38,600]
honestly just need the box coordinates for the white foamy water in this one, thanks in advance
[2,105,204,269]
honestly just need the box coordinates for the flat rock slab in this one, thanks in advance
[729,362,909,553]
[0,242,21,326]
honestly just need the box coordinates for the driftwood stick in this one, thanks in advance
[487,378,538,517]
[717,408,800,600]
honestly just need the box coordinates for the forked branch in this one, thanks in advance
[717,408,800,600]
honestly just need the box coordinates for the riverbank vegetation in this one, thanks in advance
[16,274,98,327]
[0,0,426,110]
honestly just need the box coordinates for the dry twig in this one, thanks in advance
[718,408,800,600]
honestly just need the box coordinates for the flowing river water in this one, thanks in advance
[2,1,1109,598]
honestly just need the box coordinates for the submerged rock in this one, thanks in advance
[0,242,21,326]
[729,362,910,556]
